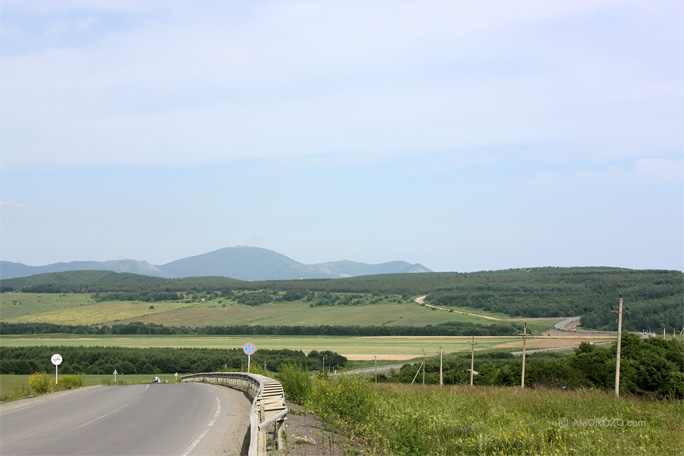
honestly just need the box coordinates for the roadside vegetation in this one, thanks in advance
[389,333,683,398]
[276,365,683,456]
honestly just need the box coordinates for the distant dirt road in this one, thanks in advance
[414,295,553,321]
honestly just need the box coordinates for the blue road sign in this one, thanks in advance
[243,343,256,355]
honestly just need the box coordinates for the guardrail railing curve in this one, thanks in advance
[180,372,288,456]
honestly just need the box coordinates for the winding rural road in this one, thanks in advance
[415,295,554,322]
[0,382,251,456]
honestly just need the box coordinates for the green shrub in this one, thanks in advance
[277,364,311,404]
[59,374,83,390]
[28,372,51,394]
[305,375,375,428]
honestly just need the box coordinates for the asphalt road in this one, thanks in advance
[0,383,251,456]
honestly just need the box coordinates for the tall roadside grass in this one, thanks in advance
[279,366,683,456]
[365,384,683,456]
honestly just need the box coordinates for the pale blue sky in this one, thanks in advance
[1,1,682,272]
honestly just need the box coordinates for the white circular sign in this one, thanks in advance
[51,354,63,366]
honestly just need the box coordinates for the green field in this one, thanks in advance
[0,292,560,332]
[0,334,526,359]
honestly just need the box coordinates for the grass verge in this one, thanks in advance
[290,372,684,456]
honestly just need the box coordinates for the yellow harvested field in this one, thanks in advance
[494,336,613,350]
[345,354,418,361]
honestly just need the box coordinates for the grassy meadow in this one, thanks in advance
[363,383,684,455]
[0,334,514,357]
[0,292,560,331]
[0,332,617,362]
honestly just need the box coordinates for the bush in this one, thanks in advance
[59,375,84,390]
[277,364,311,404]
[305,375,375,428]
[28,372,51,394]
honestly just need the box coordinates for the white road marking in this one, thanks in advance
[74,400,134,430]
[181,397,221,456]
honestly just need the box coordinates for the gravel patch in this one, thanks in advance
[272,402,364,456]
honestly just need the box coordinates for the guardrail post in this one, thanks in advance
[275,418,286,450]
[258,428,266,454]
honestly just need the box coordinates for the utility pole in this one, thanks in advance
[520,322,527,388]
[374,355,377,383]
[322,355,325,373]
[422,348,426,385]
[439,347,443,386]
[469,335,477,386]
[611,294,628,397]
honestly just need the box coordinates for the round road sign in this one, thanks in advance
[243,343,256,355]
[51,354,63,366]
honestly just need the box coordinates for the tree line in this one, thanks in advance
[0,346,347,375]
[389,333,684,398]
[0,321,520,336]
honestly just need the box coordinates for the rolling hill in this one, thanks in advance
[0,246,431,281]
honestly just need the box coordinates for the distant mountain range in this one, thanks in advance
[0,246,431,281]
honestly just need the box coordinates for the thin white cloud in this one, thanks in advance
[526,158,683,188]
[1,1,681,169]
[0,200,31,211]
[635,158,684,183]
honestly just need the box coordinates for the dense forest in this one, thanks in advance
[1,267,681,331]
[424,269,682,331]
[390,333,684,398]
[0,346,347,375]
[0,321,520,337]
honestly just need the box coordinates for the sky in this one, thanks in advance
[1,0,682,273]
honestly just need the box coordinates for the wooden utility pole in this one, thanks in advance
[439,347,443,386]
[374,355,377,383]
[520,322,527,388]
[469,335,477,386]
[422,349,426,385]
[611,295,628,397]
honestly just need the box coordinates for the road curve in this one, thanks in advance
[0,382,251,456]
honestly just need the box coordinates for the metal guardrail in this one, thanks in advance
[180,372,288,456]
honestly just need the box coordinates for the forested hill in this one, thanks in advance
[1,267,681,332]
[424,268,682,333]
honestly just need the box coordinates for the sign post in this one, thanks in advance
[243,343,256,373]
[51,354,63,385]
[113,370,118,385]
